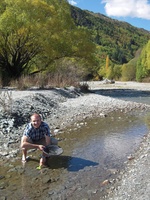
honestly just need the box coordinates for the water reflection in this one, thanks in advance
[67,111,149,170]
[1,110,150,200]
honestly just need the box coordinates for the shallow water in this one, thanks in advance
[0,109,150,199]
[1,88,150,199]
[94,89,150,105]
[68,111,149,170]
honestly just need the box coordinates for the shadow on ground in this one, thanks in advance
[47,155,99,172]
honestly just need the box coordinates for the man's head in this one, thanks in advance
[30,113,42,129]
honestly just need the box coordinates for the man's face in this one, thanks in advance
[31,115,41,129]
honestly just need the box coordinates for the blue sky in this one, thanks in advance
[68,0,150,31]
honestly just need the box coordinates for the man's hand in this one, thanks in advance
[38,145,45,151]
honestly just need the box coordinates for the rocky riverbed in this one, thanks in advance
[104,132,150,200]
[0,81,150,199]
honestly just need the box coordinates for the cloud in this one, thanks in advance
[68,0,77,6]
[102,0,150,19]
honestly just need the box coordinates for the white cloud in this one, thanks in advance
[102,0,150,19]
[68,0,77,6]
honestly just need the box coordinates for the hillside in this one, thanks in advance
[70,6,150,65]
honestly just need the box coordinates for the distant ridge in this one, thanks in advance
[70,5,150,64]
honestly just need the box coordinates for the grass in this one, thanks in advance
[0,73,90,114]
[8,73,81,90]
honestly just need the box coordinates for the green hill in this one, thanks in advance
[70,6,150,65]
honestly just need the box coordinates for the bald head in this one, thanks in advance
[30,113,42,129]
[31,113,41,120]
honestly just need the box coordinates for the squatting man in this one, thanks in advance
[21,113,58,167]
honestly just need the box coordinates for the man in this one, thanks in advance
[21,113,57,167]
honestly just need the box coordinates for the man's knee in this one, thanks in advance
[20,136,32,148]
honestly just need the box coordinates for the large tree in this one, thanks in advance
[136,40,150,81]
[0,0,96,85]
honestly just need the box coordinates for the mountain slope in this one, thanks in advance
[70,6,150,65]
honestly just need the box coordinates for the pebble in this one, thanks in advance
[0,83,150,200]
[104,133,150,200]
[0,87,148,159]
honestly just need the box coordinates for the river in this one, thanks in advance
[0,89,150,200]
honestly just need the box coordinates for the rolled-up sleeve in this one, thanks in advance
[23,124,31,137]
[42,122,51,137]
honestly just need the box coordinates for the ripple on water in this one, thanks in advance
[0,110,150,200]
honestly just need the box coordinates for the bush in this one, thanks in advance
[121,60,136,81]
[78,82,89,93]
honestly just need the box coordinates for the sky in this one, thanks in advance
[68,0,150,31]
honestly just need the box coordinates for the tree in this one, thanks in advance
[0,0,53,85]
[113,65,122,80]
[105,55,109,71]
[0,0,96,86]
[136,40,150,81]
[121,60,136,81]
[0,29,40,84]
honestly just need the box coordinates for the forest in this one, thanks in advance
[70,6,150,82]
[0,0,150,87]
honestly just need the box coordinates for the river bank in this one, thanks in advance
[0,81,150,199]
[0,82,149,158]
[104,131,150,200]
[85,81,150,200]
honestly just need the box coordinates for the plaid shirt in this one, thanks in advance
[23,121,51,141]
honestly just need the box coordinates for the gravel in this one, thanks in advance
[0,81,150,199]
[104,132,150,200]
